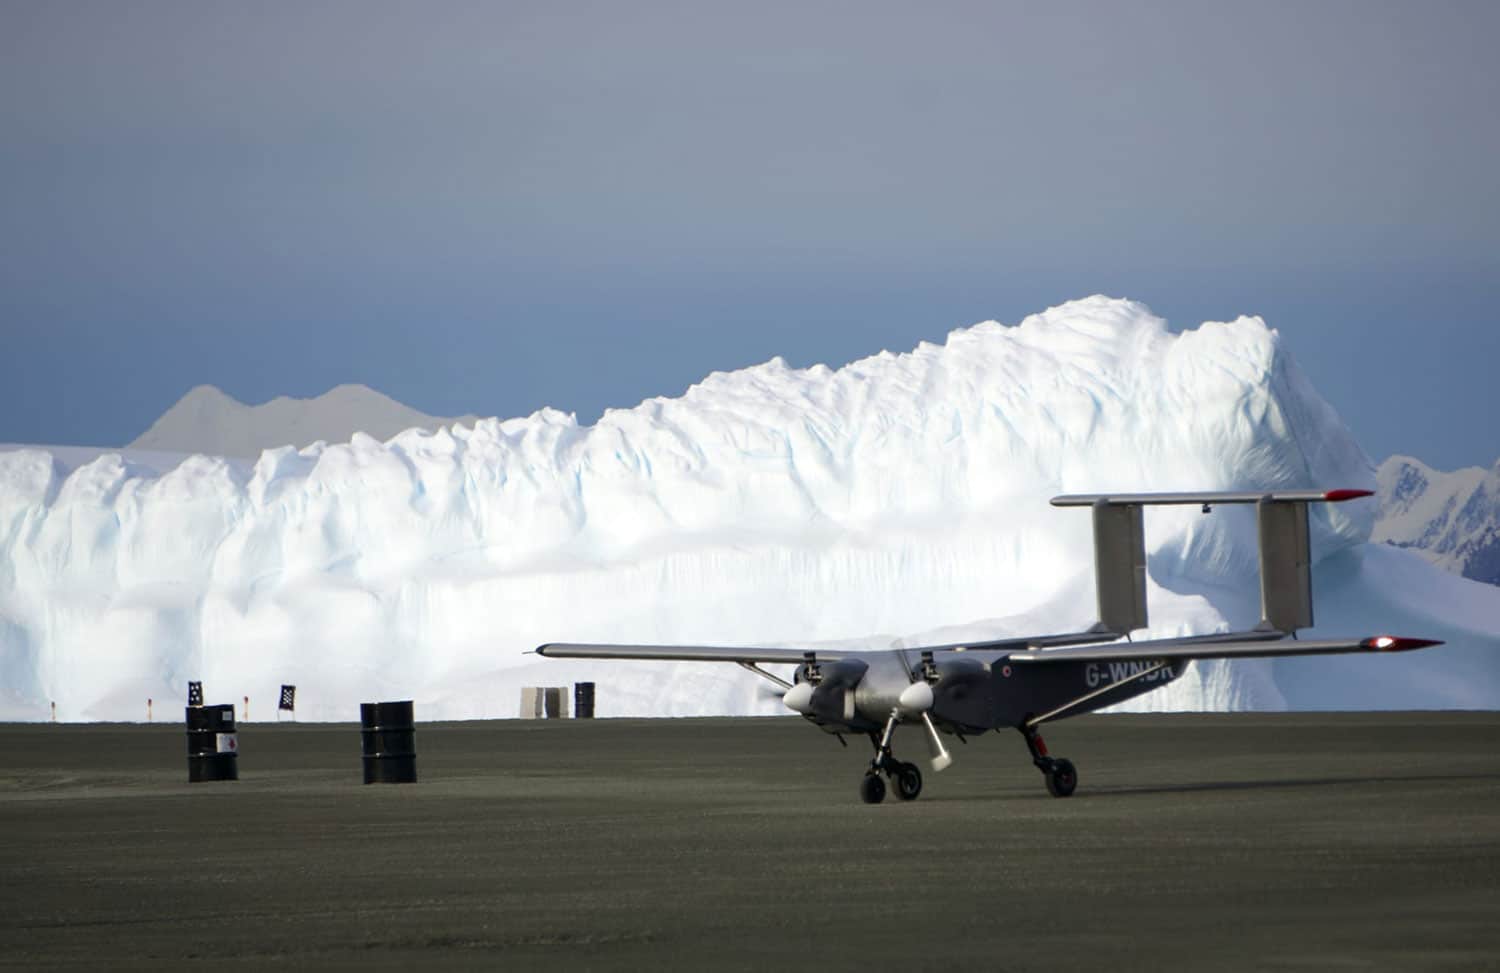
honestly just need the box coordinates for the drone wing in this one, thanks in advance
[535,630,1117,663]
[535,643,840,664]
[535,642,836,692]
[1003,633,1442,665]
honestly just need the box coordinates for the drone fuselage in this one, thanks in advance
[793,648,1184,738]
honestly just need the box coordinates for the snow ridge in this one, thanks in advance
[1,297,1495,721]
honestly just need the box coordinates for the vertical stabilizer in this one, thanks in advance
[1091,501,1147,635]
[1257,498,1313,632]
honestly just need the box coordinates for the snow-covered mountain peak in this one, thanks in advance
[128,382,480,459]
[1374,454,1500,584]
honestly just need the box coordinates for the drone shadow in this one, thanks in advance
[1077,772,1500,799]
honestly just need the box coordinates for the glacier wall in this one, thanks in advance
[2,296,1496,721]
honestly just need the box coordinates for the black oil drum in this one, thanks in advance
[574,681,595,719]
[360,701,417,784]
[186,704,238,782]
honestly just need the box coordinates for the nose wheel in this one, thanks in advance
[859,760,922,803]
[1020,725,1078,798]
[859,713,926,803]
[894,761,923,800]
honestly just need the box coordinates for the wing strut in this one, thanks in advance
[736,661,793,691]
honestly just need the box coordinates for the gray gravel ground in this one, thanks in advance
[2,713,1498,971]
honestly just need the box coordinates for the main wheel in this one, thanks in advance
[894,762,923,801]
[1045,758,1078,798]
[860,773,887,804]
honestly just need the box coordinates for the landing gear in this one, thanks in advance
[894,762,923,801]
[1020,724,1079,798]
[858,714,924,804]
[1044,758,1077,798]
[858,760,922,803]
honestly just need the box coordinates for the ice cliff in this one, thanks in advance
[2,296,1496,721]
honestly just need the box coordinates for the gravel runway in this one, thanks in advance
[2,713,1498,971]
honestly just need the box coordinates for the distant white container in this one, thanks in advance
[520,686,570,718]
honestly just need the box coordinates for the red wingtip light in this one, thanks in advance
[1324,489,1376,502]
[1363,636,1444,652]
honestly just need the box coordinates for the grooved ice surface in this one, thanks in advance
[2,297,1497,721]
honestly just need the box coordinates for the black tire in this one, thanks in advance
[860,773,886,804]
[894,762,922,801]
[1045,758,1078,798]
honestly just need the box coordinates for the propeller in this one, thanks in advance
[756,679,789,702]
[737,661,794,705]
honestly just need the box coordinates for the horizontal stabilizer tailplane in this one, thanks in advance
[1051,488,1375,635]
[1050,489,1373,507]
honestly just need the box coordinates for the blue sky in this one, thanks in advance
[2,0,1496,469]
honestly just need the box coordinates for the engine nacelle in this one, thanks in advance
[788,651,997,735]
[786,659,870,730]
